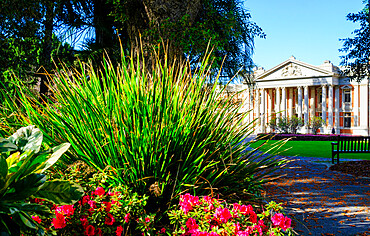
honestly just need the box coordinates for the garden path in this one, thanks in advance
[262,156,370,236]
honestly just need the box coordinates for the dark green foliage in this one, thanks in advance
[340,0,370,81]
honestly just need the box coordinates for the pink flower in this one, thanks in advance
[124,213,130,223]
[271,213,291,231]
[179,193,200,214]
[160,228,166,233]
[32,215,41,224]
[214,207,232,223]
[105,213,115,225]
[185,217,199,232]
[281,217,292,231]
[88,200,97,209]
[85,225,95,236]
[116,225,124,236]
[51,213,66,229]
[55,205,74,216]
[94,187,105,196]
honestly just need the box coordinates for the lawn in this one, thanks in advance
[249,140,370,160]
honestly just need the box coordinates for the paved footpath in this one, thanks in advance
[262,157,370,236]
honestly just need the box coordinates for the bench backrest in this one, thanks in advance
[337,136,370,152]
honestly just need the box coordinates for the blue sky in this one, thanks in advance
[245,0,365,70]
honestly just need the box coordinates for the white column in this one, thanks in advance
[289,88,293,117]
[261,88,266,133]
[328,85,334,128]
[297,86,303,119]
[304,85,309,126]
[354,84,359,126]
[255,89,260,132]
[276,87,280,118]
[335,86,340,133]
[360,82,369,131]
[281,87,286,117]
[268,89,272,126]
[322,85,327,126]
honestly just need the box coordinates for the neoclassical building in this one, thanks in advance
[226,56,370,136]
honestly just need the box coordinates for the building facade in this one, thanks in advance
[227,56,370,135]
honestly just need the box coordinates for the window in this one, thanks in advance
[343,90,351,103]
[344,113,351,128]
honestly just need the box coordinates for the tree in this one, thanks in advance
[340,0,370,82]
[110,0,265,81]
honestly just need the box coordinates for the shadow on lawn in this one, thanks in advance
[263,158,370,236]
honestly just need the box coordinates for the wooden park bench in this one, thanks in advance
[331,135,370,164]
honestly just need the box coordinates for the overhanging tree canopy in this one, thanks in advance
[340,0,370,81]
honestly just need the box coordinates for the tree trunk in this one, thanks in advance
[124,0,202,62]
[39,1,54,101]
[93,0,115,49]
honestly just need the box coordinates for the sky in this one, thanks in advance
[245,0,365,70]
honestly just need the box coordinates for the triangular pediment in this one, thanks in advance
[256,58,335,82]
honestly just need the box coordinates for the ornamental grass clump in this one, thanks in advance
[12,45,286,213]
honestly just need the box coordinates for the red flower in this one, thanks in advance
[94,187,105,196]
[124,213,130,223]
[52,213,66,229]
[145,217,150,223]
[80,216,89,228]
[116,225,124,236]
[185,218,198,233]
[102,201,111,212]
[96,228,102,236]
[85,225,95,236]
[214,207,232,223]
[81,195,90,205]
[32,215,41,224]
[105,213,115,225]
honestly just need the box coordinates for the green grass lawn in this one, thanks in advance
[248,140,370,160]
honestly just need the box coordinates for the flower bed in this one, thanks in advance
[31,189,293,236]
[257,133,356,141]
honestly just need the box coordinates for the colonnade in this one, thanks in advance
[254,85,340,133]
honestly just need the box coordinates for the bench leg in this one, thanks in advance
[332,152,336,164]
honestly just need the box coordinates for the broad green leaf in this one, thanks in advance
[0,138,17,154]
[3,174,46,201]
[39,143,70,173]
[35,179,83,205]
[5,152,19,171]
[0,157,7,181]
[7,125,43,153]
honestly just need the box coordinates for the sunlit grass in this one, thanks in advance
[249,140,370,160]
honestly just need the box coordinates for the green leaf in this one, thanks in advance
[5,152,19,171]
[7,125,43,153]
[35,179,83,205]
[0,138,18,154]
[3,174,46,201]
[0,157,8,181]
[39,143,70,173]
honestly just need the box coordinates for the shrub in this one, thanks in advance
[288,117,304,134]
[309,116,325,135]
[268,116,278,132]
[8,46,286,215]
[277,116,290,134]
[0,126,83,235]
